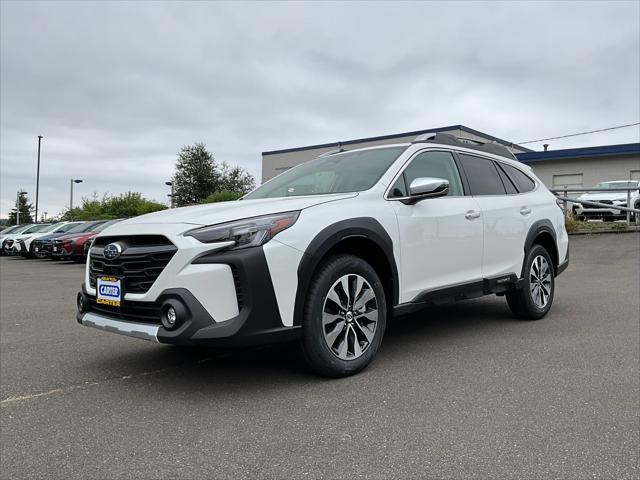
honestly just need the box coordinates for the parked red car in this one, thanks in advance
[52,220,121,262]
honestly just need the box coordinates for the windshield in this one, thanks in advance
[41,223,63,233]
[65,222,91,234]
[594,181,640,189]
[245,146,407,199]
[1,225,23,235]
[93,220,121,233]
[55,222,82,233]
[23,224,50,234]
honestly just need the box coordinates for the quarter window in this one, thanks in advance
[501,163,536,193]
[495,164,518,194]
[458,154,506,196]
[390,151,464,197]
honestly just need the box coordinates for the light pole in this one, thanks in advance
[69,179,83,217]
[16,190,28,224]
[35,136,43,223]
[165,181,174,208]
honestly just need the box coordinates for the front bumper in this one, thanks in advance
[77,246,301,347]
[574,205,627,217]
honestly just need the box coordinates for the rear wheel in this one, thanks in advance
[506,244,555,320]
[300,254,387,378]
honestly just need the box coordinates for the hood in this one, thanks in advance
[578,192,628,201]
[121,193,357,227]
[57,232,93,241]
[37,232,69,242]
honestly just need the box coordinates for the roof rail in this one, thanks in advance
[413,132,516,160]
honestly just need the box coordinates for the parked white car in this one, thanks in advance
[77,133,569,377]
[13,221,85,257]
[2,224,51,255]
[574,180,640,220]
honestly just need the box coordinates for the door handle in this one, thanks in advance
[520,206,532,216]
[465,210,481,220]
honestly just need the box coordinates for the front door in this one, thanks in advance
[388,150,484,303]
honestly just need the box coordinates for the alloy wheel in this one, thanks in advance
[529,255,552,309]
[322,274,378,360]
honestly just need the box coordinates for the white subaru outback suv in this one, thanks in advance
[77,133,569,377]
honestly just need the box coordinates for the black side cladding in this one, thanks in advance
[293,217,399,326]
[190,246,299,346]
[524,219,561,276]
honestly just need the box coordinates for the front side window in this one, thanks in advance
[389,151,464,197]
[245,146,407,199]
[458,154,506,196]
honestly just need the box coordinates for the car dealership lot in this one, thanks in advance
[1,233,638,479]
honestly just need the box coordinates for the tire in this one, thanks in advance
[300,254,387,378]
[506,244,555,320]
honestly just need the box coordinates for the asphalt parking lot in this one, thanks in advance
[1,233,638,479]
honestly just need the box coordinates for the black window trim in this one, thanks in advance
[384,147,469,200]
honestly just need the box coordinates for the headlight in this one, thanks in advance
[185,211,300,249]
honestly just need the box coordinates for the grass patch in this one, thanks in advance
[565,216,631,234]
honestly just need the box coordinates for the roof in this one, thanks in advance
[262,124,532,156]
[516,143,640,164]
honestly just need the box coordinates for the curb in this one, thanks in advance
[568,228,640,235]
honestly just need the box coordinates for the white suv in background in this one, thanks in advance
[77,133,569,377]
[573,180,640,220]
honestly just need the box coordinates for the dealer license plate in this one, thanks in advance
[97,276,122,307]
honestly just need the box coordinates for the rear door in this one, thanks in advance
[388,149,483,302]
[457,154,536,279]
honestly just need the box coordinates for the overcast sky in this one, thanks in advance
[1,1,639,218]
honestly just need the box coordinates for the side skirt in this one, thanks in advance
[392,274,522,317]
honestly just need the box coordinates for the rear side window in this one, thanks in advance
[458,154,506,196]
[501,163,536,193]
[496,165,518,194]
[389,151,464,197]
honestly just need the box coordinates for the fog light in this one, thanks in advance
[166,307,177,326]
[161,305,179,330]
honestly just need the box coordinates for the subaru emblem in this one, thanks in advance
[103,243,122,260]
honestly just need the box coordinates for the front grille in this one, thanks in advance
[89,235,177,294]
[589,200,613,209]
[87,296,161,324]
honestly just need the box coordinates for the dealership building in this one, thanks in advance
[261,124,640,191]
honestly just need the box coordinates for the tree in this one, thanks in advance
[201,190,243,203]
[172,143,256,207]
[8,192,34,225]
[60,192,167,220]
[218,162,256,195]
[172,143,218,206]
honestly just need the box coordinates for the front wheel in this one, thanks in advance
[300,254,387,378]
[506,244,555,320]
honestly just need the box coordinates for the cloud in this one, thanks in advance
[1,0,639,217]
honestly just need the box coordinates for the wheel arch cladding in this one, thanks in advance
[524,219,558,275]
[293,217,399,326]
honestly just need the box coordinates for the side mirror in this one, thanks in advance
[401,177,449,204]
